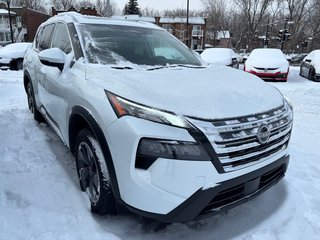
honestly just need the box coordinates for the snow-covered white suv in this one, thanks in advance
[23,13,293,223]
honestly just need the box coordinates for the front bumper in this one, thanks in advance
[126,154,289,223]
[247,70,288,81]
[0,62,10,70]
[105,116,290,222]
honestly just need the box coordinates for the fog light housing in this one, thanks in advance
[135,138,211,169]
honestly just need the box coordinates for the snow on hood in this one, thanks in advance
[246,48,289,69]
[85,64,284,120]
[0,43,32,59]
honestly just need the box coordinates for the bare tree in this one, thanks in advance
[76,0,95,8]
[11,0,46,12]
[281,0,313,52]
[201,0,231,46]
[141,7,160,17]
[96,0,119,17]
[233,0,274,50]
[51,0,76,10]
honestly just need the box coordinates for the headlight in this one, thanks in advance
[135,138,211,169]
[106,91,192,129]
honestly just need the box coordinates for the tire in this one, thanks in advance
[16,59,23,70]
[26,82,45,123]
[308,68,315,80]
[75,129,116,215]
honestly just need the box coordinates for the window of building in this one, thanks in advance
[51,23,72,54]
[162,24,172,33]
[192,25,203,36]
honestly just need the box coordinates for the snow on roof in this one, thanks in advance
[0,9,16,15]
[159,17,205,25]
[206,30,230,39]
[111,15,156,23]
[217,31,230,39]
[43,12,159,30]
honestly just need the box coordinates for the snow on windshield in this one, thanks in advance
[250,48,284,59]
[79,24,201,66]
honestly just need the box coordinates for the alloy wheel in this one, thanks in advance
[77,142,101,205]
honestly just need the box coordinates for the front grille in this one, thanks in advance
[187,102,293,172]
[255,67,278,71]
[200,165,285,214]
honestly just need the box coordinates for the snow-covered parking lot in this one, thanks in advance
[0,67,319,240]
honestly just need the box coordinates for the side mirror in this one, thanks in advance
[39,48,65,71]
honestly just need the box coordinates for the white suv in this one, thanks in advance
[24,13,293,223]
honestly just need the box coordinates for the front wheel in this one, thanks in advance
[308,68,315,80]
[75,129,116,215]
[16,59,23,70]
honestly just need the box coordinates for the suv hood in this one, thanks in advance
[85,64,284,119]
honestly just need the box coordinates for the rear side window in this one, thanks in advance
[38,24,55,51]
[51,23,72,54]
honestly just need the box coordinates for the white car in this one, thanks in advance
[0,42,32,70]
[299,50,320,82]
[244,48,289,81]
[24,13,293,223]
[201,48,239,68]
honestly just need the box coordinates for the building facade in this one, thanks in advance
[0,1,50,45]
[156,17,206,50]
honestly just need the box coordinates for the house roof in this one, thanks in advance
[0,9,16,15]
[159,17,205,25]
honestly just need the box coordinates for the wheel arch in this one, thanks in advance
[68,106,121,201]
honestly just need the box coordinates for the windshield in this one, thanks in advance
[79,24,202,66]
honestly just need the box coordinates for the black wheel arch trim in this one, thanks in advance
[23,70,32,93]
[69,106,121,202]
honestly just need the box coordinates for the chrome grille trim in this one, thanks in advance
[187,102,293,172]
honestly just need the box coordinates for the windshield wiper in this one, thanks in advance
[111,66,133,70]
[147,64,206,71]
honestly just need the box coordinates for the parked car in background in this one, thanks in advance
[299,50,320,82]
[244,48,289,81]
[24,12,293,223]
[0,42,32,70]
[291,53,307,65]
[194,49,204,54]
[201,48,239,68]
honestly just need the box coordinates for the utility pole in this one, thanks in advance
[264,21,269,48]
[186,0,190,48]
[7,0,14,43]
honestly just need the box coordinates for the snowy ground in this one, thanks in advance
[0,67,319,240]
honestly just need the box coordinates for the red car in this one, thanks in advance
[244,48,289,81]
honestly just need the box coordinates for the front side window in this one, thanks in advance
[38,24,55,51]
[52,23,72,54]
[79,24,202,66]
